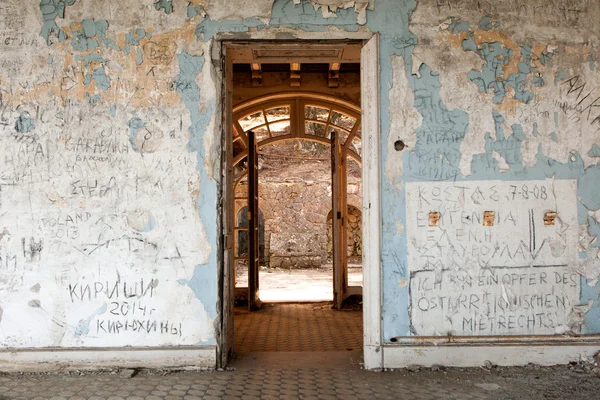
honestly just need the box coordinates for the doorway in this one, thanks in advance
[220,38,381,368]
[232,92,363,305]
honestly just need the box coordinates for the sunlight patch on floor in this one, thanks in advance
[236,265,362,302]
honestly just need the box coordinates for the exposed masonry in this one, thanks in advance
[0,0,598,354]
[235,178,362,269]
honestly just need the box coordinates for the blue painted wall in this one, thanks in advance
[1,0,598,349]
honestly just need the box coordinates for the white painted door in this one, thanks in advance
[360,34,383,369]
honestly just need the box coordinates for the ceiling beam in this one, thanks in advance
[329,62,341,88]
[251,63,262,87]
[290,63,301,87]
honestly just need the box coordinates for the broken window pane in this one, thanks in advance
[265,106,290,123]
[305,121,326,137]
[330,110,356,131]
[235,156,249,173]
[236,229,248,257]
[232,138,246,159]
[305,105,329,122]
[234,182,247,199]
[238,111,265,131]
[252,126,270,142]
[269,120,291,137]
[352,136,362,156]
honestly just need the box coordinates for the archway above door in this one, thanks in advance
[232,92,362,185]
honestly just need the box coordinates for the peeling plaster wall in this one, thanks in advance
[0,0,599,352]
[383,0,600,340]
[0,0,217,348]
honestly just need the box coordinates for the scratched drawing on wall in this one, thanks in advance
[405,180,580,336]
[0,0,598,355]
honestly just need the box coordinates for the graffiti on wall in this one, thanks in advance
[406,180,580,336]
[0,0,217,349]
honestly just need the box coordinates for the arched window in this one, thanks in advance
[232,93,362,185]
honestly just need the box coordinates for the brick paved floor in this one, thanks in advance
[234,303,362,352]
[2,307,600,399]
[2,354,600,399]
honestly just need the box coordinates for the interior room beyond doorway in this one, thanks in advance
[231,55,364,304]
[234,139,364,302]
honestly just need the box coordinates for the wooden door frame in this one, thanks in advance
[360,35,382,369]
[219,35,382,369]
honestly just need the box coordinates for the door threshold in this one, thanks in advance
[230,351,364,370]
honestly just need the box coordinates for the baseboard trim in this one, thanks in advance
[363,344,383,370]
[0,346,216,372]
[383,342,600,368]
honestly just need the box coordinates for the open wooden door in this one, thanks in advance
[331,131,348,309]
[219,51,235,368]
[247,130,262,311]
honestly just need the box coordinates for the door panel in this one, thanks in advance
[340,147,348,301]
[248,130,262,311]
[331,131,347,309]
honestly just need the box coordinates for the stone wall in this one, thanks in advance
[236,176,362,269]
[327,205,362,260]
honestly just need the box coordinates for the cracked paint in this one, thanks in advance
[14,111,35,133]
[0,0,599,353]
[444,17,554,106]
[154,0,174,15]
[39,0,77,45]
[385,55,420,194]
[296,0,373,25]
[173,48,218,327]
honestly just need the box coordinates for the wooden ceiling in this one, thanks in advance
[227,41,362,88]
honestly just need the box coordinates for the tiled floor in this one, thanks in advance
[3,356,600,399]
[234,303,362,352]
[0,364,492,399]
[3,306,600,399]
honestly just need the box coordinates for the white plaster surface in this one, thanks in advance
[297,0,373,25]
[205,0,274,23]
[0,347,216,372]
[383,342,600,368]
[405,180,580,336]
[385,55,420,194]
[0,0,215,349]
